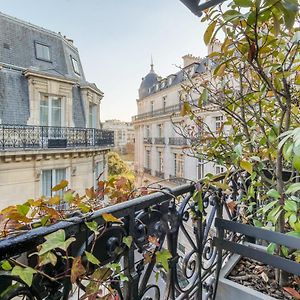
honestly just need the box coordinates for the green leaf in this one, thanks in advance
[283,141,293,161]
[63,191,74,203]
[16,204,30,217]
[11,266,36,287]
[240,160,253,174]
[253,219,263,227]
[281,245,289,257]
[204,21,217,45]
[39,229,75,255]
[1,260,12,271]
[119,273,129,282]
[233,0,252,7]
[261,200,277,214]
[234,143,243,158]
[123,236,133,248]
[85,221,99,235]
[267,242,276,255]
[156,249,172,272]
[267,189,280,199]
[155,271,160,283]
[284,200,298,212]
[85,251,100,265]
[193,191,203,212]
[286,183,300,194]
[39,251,57,266]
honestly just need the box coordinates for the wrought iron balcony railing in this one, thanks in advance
[133,103,182,121]
[143,137,152,144]
[169,174,187,185]
[155,170,165,179]
[144,167,151,174]
[154,137,165,145]
[0,124,114,150]
[169,137,187,146]
[1,174,300,299]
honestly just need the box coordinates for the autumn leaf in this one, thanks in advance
[240,160,253,174]
[102,213,123,223]
[204,20,217,45]
[227,201,237,212]
[52,179,68,192]
[148,236,160,247]
[48,195,60,205]
[283,287,300,299]
[248,43,256,62]
[85,187,95,199]
[71,256,86,283]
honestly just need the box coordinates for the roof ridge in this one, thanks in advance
[0,11,78,51]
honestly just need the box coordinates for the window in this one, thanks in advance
[89,103,97,128]
[42,168,66,198]
[215,116,224,132]
[94,160,104,187]
[178,243,185,254]
[40,96,63,127]
[168,77,173,86]
[163,97,167,112]
[146,150,151,169]
[146,125,151,138]
[216,165,225,174]
[158,151,163,172]
[174,153,184,177]
[71,56,80,75]
[35,42,51,61]
[157,124,163,138]
[198,159,205,180]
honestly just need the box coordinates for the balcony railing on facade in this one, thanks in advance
[143,137,152,145]
[154,137,165,145]
[155,170,165,179]
[144,167,151,174]
[169,137,187,146]
[1,173,299,299]
[133,103,182,121]
[169,174,187,184]
[0,124,114,151]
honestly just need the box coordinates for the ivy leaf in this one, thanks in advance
[39,251,57,267]
[16,204,30,217]
[102,213,123,224]
[71,256,86,283]
[240,160,253,174]
[92,267,112,281]
[1,260,12,271]
[267,242,276,255]
[156,249,172,272]
[63,191,74,203]
[52,179,68,192]
[85,221,99,235]
[204,20,217,45]
[119,273,129,282]
[39,229,75,255]
[123,236,133,248]
[48,195,61,205]
[11,266,36,287]
[85,251,100,265]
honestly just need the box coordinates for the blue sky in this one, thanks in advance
[0,0,207,121]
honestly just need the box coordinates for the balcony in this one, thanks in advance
[133,103,182,121]
[143,137,152,144]
[169,137,187,146]
[155,170,165,179]
[0,174,300,299]
[144,167,151,174]
[154,137,165,145]
[0,124,114,151]
[169,174,187,185]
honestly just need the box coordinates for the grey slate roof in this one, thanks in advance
[138,57,211,100]
[0,11,100,126]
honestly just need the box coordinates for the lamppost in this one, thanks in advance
[179,0,226,16]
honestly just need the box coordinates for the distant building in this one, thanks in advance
[133,53,225,187]
[102,120,134,154]
[0,12,113,208]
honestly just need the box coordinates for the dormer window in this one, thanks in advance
[71,56,80,75]
[155,84,159,92]
[35,42,51,62]
[168,77,173,86]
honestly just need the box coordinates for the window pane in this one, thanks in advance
[36,43,50,61]
[71,57,80,74]
[40,103,48,126]
[42,170,52,197]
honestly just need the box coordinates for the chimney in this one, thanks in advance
[182,54,200,67]
[207,39,222,54]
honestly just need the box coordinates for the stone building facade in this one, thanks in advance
[0,12,113,208]
[102,119,135,154]
[133,53,225,188]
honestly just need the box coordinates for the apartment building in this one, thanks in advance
[0,12,113,208]
[133,53,225,187]
[102,119,134,154]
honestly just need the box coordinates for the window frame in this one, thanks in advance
[70,55,81,75]
[35,41,52,62]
